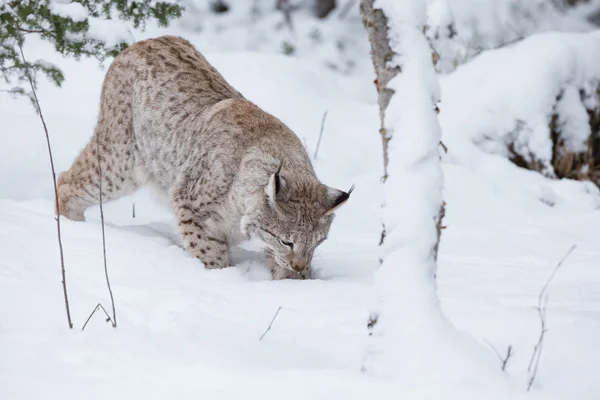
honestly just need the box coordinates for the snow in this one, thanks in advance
[1,5,600,400]
[35,59,60,70]
[555,85,594,153]
[48,0,134,50]
[427,0,453,29]
[85,17,134,48]
[49,1,88,23]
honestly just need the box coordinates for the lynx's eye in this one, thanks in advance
[279,239,294,249]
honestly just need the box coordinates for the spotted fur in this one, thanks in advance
[57,36,351,279]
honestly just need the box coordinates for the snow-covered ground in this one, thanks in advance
[2,16,600,400]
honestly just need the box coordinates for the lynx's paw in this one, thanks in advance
[199,249,232,270]
[185,235,232,269]
[56,180,87,222]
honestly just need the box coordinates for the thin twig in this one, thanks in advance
[259,306,283,340]
[527,244,576,391]
[18,27,46,34]
[502,345,513,371]
[96,135,117,328]
[276,0,295,35]
[439,140,448,153]
[484,338,504,360]
[313,111,328,159]
[537,244,576,308]
[338,0,357,20]
[17,37,73,330]
[17,26,58,40]
[81,303,113,331]
[483,339,513,371]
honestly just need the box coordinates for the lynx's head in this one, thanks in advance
[241,168,352,280]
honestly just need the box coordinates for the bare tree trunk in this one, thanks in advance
[360,0,451,379]
[360,0,397,183]
[360,0,444,260]
[360,1,508,391]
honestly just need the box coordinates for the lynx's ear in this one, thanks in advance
[324,184,354,215]
[265,165,283,204]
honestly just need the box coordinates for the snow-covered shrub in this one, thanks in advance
[439,31,600,187]
[550,85,600,186]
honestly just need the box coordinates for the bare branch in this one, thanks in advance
[18,27,46,34]
[527,244,576,391]
[538,244,576,307]
[439,140,448,153]
[502,345,513,371]
[483,338,504,361]
[17,37,73,330]
[276,0,295,35]
[313,111,328,159]
[17,26,59,41]
[81,303,113,331]
[483,340,513,371]
[338,0,357,20]
[259,306,283,340]
[95,135,117,328]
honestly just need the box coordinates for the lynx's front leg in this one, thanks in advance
[172,195,232,269]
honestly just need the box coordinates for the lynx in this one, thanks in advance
[56,36,352,280]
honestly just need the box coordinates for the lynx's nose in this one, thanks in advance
[290,254,310,272]
[291,263,305,272]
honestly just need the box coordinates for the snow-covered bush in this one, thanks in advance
[439,31,600,187]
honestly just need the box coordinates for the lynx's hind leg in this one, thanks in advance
[57,125,139,221]
[57,55,142,221]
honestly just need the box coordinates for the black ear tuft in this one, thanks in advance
[274,163,283,195]
[324,184,354,215]
[348,184,355,196]
[334,192,349,208]
[333,184,354,207]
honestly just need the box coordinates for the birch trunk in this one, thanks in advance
[359,1,500,389]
